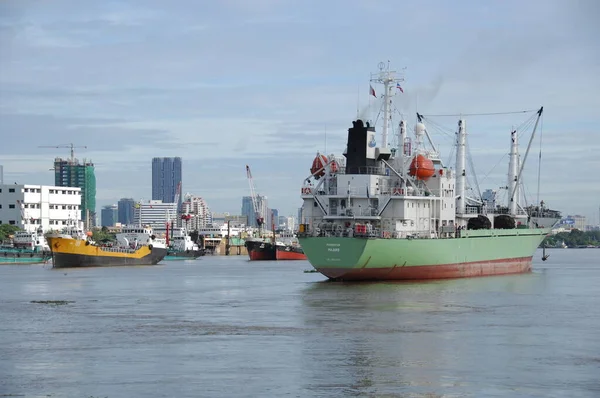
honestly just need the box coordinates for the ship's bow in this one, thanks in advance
[298,237,368,278]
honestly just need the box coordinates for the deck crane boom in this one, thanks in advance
[245,165,264,233]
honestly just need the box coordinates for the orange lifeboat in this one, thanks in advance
[409,154,435,180]
[311,153,328,179]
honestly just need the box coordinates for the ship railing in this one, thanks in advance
[99,246,138,254]
[329,207,380,217]
[298,223,441,240]
[308,227,382,238]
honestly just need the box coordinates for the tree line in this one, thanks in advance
[542,229,600,248]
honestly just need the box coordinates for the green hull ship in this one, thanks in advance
[0,248,52,265]
[299,228,548,280]
[298,62,551,281]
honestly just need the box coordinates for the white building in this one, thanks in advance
[133,200,176,229]
[181,196,212,230]
[0,184,82,232]
[286,216,297,232]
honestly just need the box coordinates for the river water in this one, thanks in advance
[1,249,598,398]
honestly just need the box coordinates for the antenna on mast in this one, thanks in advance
[370,61,406,148]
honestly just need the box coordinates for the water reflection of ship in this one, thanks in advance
[299,275,546,394]
[299,281,452,394]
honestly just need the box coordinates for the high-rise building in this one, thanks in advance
[286,216,297,232]
[100,205,118,227]
[152,157,182,210]
[270,208,279,229]
[53,157,96,228]
[117,198,135,225]
[241,195,268,228]
[181,195,211,231]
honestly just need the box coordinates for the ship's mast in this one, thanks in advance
[507,130,519,215]
[370,61,405,148]
[399,120,407,176]
[456,119,467,214]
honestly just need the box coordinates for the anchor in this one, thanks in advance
[541,244,549,261]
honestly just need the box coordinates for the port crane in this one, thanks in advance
[245,165,264,234]
[38,143,87,164]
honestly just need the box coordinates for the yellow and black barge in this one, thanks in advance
[46,236,167,268]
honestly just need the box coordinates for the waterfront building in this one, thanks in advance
[133,200,176,230]
[211,213,247,227]
[0,184,82,232]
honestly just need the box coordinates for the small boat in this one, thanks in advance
[0,247,51,264]
[275,242,307,260]
[0,227,51,265]
[46,225,167,268]
[164,226,205,260]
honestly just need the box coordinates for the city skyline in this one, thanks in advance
[0,1,599,220]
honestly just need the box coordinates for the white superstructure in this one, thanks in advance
[299,63,545,239]
[117,225,166,249]
[0,184,83,233]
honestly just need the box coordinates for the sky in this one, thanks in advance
[1,0,599,223]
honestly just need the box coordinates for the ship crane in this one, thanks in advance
[245,165,264,234]
[38,143,87,164]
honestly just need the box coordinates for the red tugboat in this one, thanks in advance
[275,242,307,260]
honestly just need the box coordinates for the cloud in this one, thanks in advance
[1,0,599,221]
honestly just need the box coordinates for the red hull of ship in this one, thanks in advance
[248,249,276,261]
[317,256,533,281]
[245,240,276,261]
[275,247,307,261]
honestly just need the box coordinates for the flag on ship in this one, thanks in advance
[369,85,376,98]
[396,83,404,93]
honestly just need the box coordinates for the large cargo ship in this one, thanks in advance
[297,62,551,281]
[47,225,167,268]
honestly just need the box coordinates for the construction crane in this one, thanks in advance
[245,165,264,233]
[38,143,87,164]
